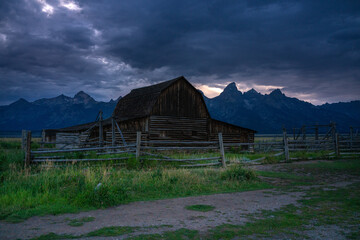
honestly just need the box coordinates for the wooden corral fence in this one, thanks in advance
[337,126,360,156]
[22,124,360,168]
[22,131,226,168]
[137,132,226,167]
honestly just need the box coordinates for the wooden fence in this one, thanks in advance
[22,126,360,168]
[22,131,227,168]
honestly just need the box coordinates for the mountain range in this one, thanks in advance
[202,83,360,133]
[0,91,119,131]
[0,83,359,133]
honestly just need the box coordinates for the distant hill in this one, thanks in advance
[0,91,120,130]
[0,85,359,133]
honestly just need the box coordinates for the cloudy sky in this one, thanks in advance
[0,0,359,105]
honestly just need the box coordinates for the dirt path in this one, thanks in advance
[0,160,358,240]
[0,188,305,240]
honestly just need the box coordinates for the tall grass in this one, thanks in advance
[0,165,269,222]
[0,140,269,222]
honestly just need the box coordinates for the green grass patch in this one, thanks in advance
[185,204,215,212]
[220,165,258,181]
[289,150,332,160]
[206,183,360,239]
[67,216,95,227]
[297,159,360,175]
[0,142,270,222]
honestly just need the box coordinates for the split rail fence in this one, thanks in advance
[22,124,360,168]
[23,131,227,168]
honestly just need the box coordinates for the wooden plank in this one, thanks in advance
[41,129,45,148]
[141,146,219,150]
[136,131,141,162]
[143,141,218,145]
[335,133,339,156]
[274,152,284,156]
[96,150,135,155]
[283,128,289,162]
[112,117,115,146]
[25,131,32,167]
[144,157,221,162]
[32,157,130,163]
[34,156,64,159]
[31,144,136,154]
[180,162,221,167]
[21,130,27,150]
[140,152,172,159]
[218,133,226,168]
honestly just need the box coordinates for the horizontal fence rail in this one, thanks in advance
[19,125,360,168]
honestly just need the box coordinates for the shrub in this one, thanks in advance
[80,183,128,208]
[220,165,257,181]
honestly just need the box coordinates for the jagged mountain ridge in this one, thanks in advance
[0,92,120,130]
[202,82,360,133]
[0,85,359,133]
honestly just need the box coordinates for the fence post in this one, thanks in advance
[350,126,353,150]
[41,129,45,148]
[136,131,142,163]
[21,130,27,150]
[25,131,32,167]
[315,125,319,141]
[293,128,296,140]
[335,133,339,157]
[218,132,226,168]
[111,116,116,147]
[99,110,103,147]
[283,128,290,162]
[302,125,306,140]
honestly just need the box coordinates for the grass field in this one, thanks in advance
[27,158,360,240]
[1,137,359,234]
[0,139,270,223]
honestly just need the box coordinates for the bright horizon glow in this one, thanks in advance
[195,83,285,97]
[194,84,223,98]
[195,83,324,105]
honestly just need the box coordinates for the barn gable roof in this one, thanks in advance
[113,76,210,120]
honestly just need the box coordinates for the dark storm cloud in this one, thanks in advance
[0,0,359,105]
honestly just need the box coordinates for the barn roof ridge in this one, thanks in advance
[127,76,184,97]
[112,76,193,120]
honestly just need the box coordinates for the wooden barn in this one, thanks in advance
[54,76,255,145]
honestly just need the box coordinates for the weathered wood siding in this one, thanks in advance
[104,117,149,143]
[151,80,209,118]
[149,115,208,141]
[105,131,149,144]
[209,119,254,144]
[56,132,80,148]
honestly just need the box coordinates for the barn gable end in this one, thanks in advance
[112,76,209,120]
[151,77,210,118]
